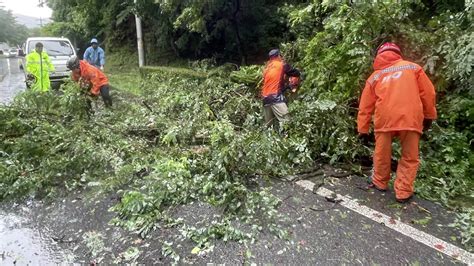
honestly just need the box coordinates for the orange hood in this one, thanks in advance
[373,51,403,70]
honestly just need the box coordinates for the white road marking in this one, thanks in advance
[295,180,474,265]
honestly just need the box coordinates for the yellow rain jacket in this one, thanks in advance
[25,51,55,92]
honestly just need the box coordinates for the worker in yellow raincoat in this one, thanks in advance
[25,42,55,92]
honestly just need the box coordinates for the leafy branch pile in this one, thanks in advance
[229,65,263,88]
[0,71,311,254]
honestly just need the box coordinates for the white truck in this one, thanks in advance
[19,37,77,89]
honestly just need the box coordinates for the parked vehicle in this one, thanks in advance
[19,37,77,89]
[7,48,18,57]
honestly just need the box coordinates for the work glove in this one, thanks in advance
[423,119,433,132]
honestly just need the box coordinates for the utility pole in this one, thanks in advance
[134,0,144,67]
[38,0,45,27]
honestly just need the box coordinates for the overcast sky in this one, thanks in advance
[2,0,52,18]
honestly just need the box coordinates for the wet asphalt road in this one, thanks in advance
[0,57,68,264]
[23,178,468,265]
[0,57,471,264]
[0,57,25,105]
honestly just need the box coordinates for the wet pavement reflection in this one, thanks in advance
[0,205,73,264]
[0,57,69,264]
[0,57,26,105]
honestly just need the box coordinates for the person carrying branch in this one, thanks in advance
[357,42,437,203]
[261,49,301,132]
[66,55,112,107]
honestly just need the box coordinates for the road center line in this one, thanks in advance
[295,180,474,265]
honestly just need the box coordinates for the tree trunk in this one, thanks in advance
[231,0,246,65]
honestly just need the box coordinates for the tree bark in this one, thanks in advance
[230,0,246,65]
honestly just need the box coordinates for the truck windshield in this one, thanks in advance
[28,40,73,56]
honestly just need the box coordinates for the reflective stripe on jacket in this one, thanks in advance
[357,51,437,134]
[72,60,109,95]
[25,51,55,92]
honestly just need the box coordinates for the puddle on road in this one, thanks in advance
[0,205,74,264]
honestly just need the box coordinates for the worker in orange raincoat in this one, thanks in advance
[357,42,437,203]
[261,49,300,132]
[66,55,112,107]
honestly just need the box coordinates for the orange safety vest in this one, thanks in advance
[262,58,285,98]
[72,60,109,95]
[357,51,437,134]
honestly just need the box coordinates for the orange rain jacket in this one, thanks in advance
[357,51,437,134]
[262,57,300,104]
[72,60,109,96]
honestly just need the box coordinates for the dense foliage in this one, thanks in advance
[44,0,301,63]
[286,1,473,203]
[283,2,473,246]
[0,5,29,45]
